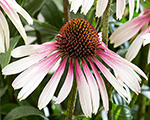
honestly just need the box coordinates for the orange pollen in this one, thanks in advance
[56,18,100,58]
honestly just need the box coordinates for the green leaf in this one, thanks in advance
[31,19,59,37]
[24,0,46,15]
[41,0,64,28]
[0,36,20,69]
[3,106,48,120]
[113,104,132,120]
[0,85,8,97]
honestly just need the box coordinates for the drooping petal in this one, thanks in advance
[2,52,50,75]
[92,56,131,103]
[125,26,150,61]
[7,0,33,25]
[0,0,27,43]
[16,54,61,101]
[0,21,5,53]
[110,14,150,47]
[12,52,60,90]
[98,51,141,94]
[75,59,92,117]
[82,58,100,114]
[136,0,139,12]
[70,0,82,14]
[96,0,108,17]
[142,32,150,46]
[81,0,94,15]
[88,57,109,113]
[11,41,57,58]
[38,57,67,110]
[97,47,148,80]
[128,0,135,20]
[55,59,73,104]
[116,0,126,20]
[0,10,9,51]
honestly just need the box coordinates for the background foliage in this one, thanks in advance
[0,0,150,120]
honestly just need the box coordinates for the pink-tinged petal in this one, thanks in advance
[88,57,109,113]
[92,56,130,103]
[75,59,92,117]
[110,14,150,47]
[128,0,135,20]
[0,0,27,43]
[55,59,73,104]
[70,0,82,14]
[2,51,50,75]
[12,52,60,90]
[96,0,108,17]
[82,58,100,114]
[0,11,9,51]
[38,57,67,110]
[142,32,150,46]
[11,41,57,58]
[0,22,5,53]
[7,0,33,25]
[81,0,94,15]
[16,54,61,101]
[125,26,150,61]
[97,47,148,80]
[139,7,150,16]
[116,0,125,20]
[98,51,141,94]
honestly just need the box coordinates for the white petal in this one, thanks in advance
[2,52,49,75]
[116,0,125,20]
[128,0,134,20]
[96,0,108,17]
[12,53,60,90]
[75,59,92,117]
[92,56,130,103]
[88,57,109,113]
[11,41,56,58]
[0,11,9,51]
[7,0,33,25]
[70,0,82,13]
[0,0,27,43]
[81,0,94,15]
[17,54,61,100]
[38,58,67,110]
[82,58,100,114]
[0,22,5,53]
[55,59,73,104]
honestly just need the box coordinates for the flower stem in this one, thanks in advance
[63,0,70,23]
[65,79,77,120]
[102,0,111,46]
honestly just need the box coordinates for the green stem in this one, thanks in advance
[102,0,113,119]
[63,0,70,23]
[102,0,111,46]
[65,80,77,120]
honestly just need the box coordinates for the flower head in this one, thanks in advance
[0,0,33,53]
[2,18,147,117]
[69,0,142,20]
[110,7,150,61]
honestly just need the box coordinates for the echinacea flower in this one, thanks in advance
[69,0,141,19]
[110,7,150,61]
[0,0,33,53]
[2,18,147,117]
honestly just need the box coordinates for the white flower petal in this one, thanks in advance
[81,0,94,15]
[128,0,135,20]
[75,59,92,117]
[7,0,33,25]
[0,0,27,43]
[0,11,9,51]
[55,59,73,104]
[88,57,109,113]
[38,58,67,110]
[116,0,125,20]
[12,53,60,90]
[96,0,108,17]
[70,0,82,13]
[82,58,100,114]
[0,22,5,53]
